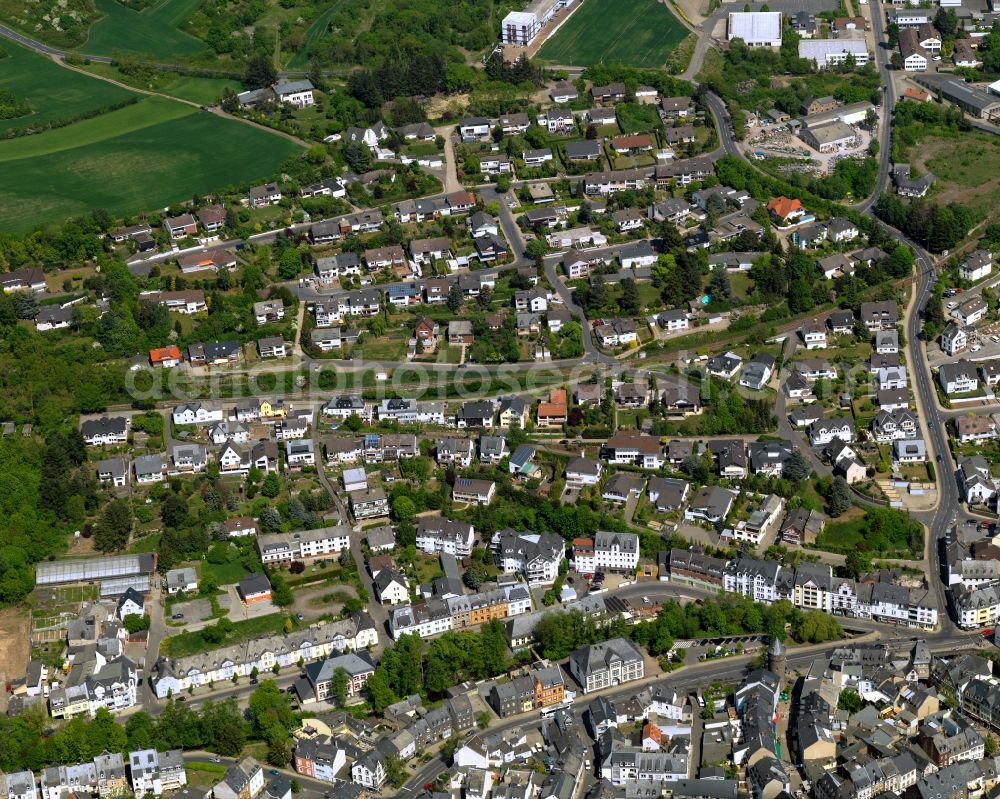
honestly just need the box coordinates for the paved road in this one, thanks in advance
[400,623,983,794]
[701,34,969,628]
[0,23,113,62]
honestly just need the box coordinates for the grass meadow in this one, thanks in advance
[0,40,134,133]
[81,0,206,58]
[537,0,688,68]
[0,96,301,232]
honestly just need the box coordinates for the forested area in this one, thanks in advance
[364,620,510,711]
[874,99,979,253]
[0,680,302,771]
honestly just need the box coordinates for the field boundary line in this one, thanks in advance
[51,54,309,148]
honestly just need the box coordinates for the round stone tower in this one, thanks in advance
[768,636,787,680]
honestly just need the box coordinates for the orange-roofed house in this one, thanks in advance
[572,537,597,573]
[537,388,568,428]
[611,134,654,154]
[149,345,182,367]
[766,196,806,225]
[903,87,931,102]
[642,722,664,751]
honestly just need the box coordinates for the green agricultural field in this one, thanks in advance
[0,96,301,232]
[537,0,688,68]
[0,40,134,134]
[81,0,206,58]
[78,62,238,105]
[160,76,242,105]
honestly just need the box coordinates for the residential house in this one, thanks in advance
[941,323,967,356]
[453,478,496,505]
[247,183,281,208]
[810,417,854,446]
[739,354,776,390]
[960,250,992,283]
[939,360,979,395]
[685,486,738,523]
[953,296,988,326]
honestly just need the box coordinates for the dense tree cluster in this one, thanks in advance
[0,698,253,773]
[874,193,975,254]
[0,430,102,604]
[365,621,509,711]
[532,593,843,662]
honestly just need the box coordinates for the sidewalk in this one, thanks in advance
[902,280,943,509]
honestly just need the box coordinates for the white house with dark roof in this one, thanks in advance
[809,417,854,446]
[939,360,979,395]
[568,637,645,694]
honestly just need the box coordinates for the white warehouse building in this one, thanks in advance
[727,12,782,47]
[798,39,870,68]
[500,0,565,45]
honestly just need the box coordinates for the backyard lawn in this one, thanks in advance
[200,557,249,586]
[161,613,292,658]
[357,335,409,361]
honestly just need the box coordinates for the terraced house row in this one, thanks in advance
[149,613,378,698]
[0,749,186,799]
[662,550,938,628]
[389,584,532,639]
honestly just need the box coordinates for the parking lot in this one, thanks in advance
[169,598,213,626]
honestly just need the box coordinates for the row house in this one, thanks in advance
[150,614,378,697]
[571,531,639,574]
[256,525,351,565]
[389,584,531,639]
[488,666,567,717]
[719,556,937,627]
[582,169,651,196]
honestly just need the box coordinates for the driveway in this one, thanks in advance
[435,124,463,195]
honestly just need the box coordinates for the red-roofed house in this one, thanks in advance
[766,196,805,225]
[611,134,654,154]
[903,87,931,102]
[149,346,182,367]
[536,388,568,428]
